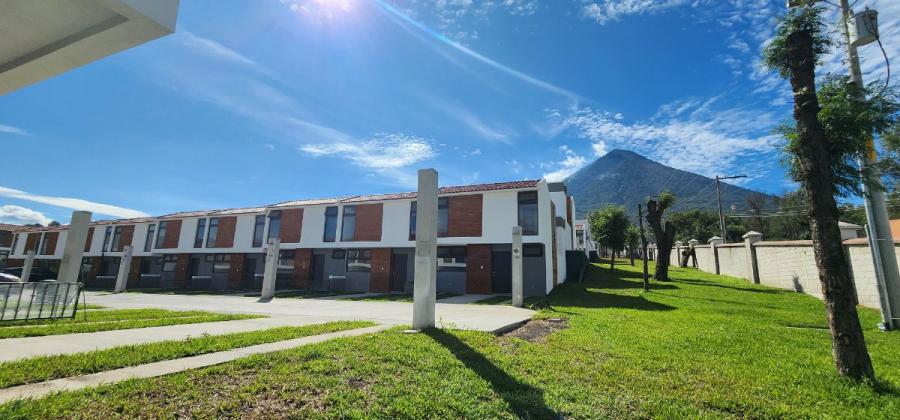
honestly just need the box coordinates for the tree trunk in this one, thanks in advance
[647,200,675,282]
[629,248,635,266]
[785,29,874,381]
[610,253,615,272]
[638,204,650,291]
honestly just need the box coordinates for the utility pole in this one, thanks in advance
[638,204,649,291]
[838,0,900,331]
[715,175,746,243]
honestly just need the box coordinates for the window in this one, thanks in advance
[194,219,207,248]
[10,234,18,255]
[206,218,219,248]
[523,244,543,257]
[162,255,177,272]
[437,246,466,271]
[331,249,345,259]
[278,250,295,272]
[144,224,156,252]
[0,251,8,263]
[252,215,265,247]
[213,254,231,273]
[156,222,168,249]
[110,226,123,251]
[409,202,417,240]
[438,198,449,237]
[40,234,53,255]
[267,211,282,241]
[102,226,113,252]
[323,207,338,242]
[341,206,356,241]
[518,191,539,235]
[346,249,371,272]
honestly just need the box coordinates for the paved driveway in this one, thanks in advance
[84,292,534,333]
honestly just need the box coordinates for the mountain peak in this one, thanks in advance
[601,149,643,159]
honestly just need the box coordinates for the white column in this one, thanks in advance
[58,211,91,283]
[512,226,524,308]
[707,236,724,274]
[21,251,35,282]
[413,169,438,330]
[114,246,133,293]
[742,231,763,284]
[260,238,280,301]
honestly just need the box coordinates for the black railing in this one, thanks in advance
[0,282,83,321]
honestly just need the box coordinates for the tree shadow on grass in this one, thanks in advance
[670,278,782,294]
[426,329,559,419]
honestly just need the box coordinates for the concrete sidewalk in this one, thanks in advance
[84,291,533,333]
[0,316,335,362]
[0,324,391,404]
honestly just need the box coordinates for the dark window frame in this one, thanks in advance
[438,197,449,237]
[341,206,356,241]
[102,226,113,252]
[323,207,339,242]
[523,243,543,257]
[144,224,156,252]
[206,217,219,248]
[267,211,282,241]
[518,191,539,236]
[409,201,417,240]
[252,215,265,247]
[194,219,207,248]
[346,249,372,272]
[155,222,168,249]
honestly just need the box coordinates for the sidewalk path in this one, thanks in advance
[0,324,391,404]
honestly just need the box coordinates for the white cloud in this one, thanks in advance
[581,0,692,25]
[0,187,149,219]
[0,205,52,226]
[180,31,269,76]
[591,141,608,157]
[424,96,516,143]
[543,145,587,182]
[300,133,436,187]
[0,124,26,136]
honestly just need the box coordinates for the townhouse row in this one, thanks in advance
[4,180,577,296]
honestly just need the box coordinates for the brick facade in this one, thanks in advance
[0,231,11,248]
[280,209,303,243]
[23,233,38,254]
[128,256,142,287]
[447,194,483,237]
[161,220,182,249]
[214,217,237,248]
[292,248,312,289]
[118,225,135,252]
[84,227,94,252]
[369,248,392,292]
[465,244,492,294]
[354,204,383,241]
[41,232,59,255]
[228,253,245,290]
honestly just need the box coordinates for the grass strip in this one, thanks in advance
[0,309,263,338]
[0,320,374,389]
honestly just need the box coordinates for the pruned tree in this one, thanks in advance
[625,225,640,266]
[588,205,629,273]
[637,204,650,291]
[763,5,876,381]
[646,192,676,281]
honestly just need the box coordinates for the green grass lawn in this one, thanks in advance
[472,295,512,305]
[341,293,460,303]
[0,309,263,338]
[124,288,352,299]
[0,321,374,389]
[2,261,898,418]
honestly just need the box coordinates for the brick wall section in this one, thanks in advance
[41,232,59,255]
[355,204,383,241]
[174,254,190,288]
[293,248,312,289]
[116,225,135,252]
[84,227,94,252]
[6,259,22,268]
[161,220,182,249]
[24,233,38,253]
[369,248,392,292]
[447,194,482,237]
[214,217,237,248]
[228,253,245,290]
[280,209,303,243]
[0,231,11,248]
[128,257,142,288]
[465,244,492,294]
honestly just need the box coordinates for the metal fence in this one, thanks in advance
[0,282,83,321]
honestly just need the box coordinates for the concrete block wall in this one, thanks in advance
[694,245,716,273]
[754,243,821,300]
[716,245,749,280]
[845,244,886,309]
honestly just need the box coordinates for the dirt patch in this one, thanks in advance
[500,318,568,343]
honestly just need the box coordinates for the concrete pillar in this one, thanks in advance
[511,226,524,308]
[743,231,763,284]
[708,236,724,274]
[114,246,133,293]
[21,251,35,282]
[58,211,91,283]
[413,168,438,330]
[260,238,280,301]
[674,241,683,266]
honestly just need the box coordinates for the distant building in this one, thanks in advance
[574,220,595,253]
[838,221,864,241]
[0,224,22,269]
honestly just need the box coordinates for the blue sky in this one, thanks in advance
[1,0,897,225]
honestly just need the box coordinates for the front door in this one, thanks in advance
[491,251,512,293]
[187,256,201,288]
[311,254,326,290]
[390,253,408,292]
[242,257,257,290]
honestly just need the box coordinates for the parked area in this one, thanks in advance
[3,180,578,298]
[1,261,897,417]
